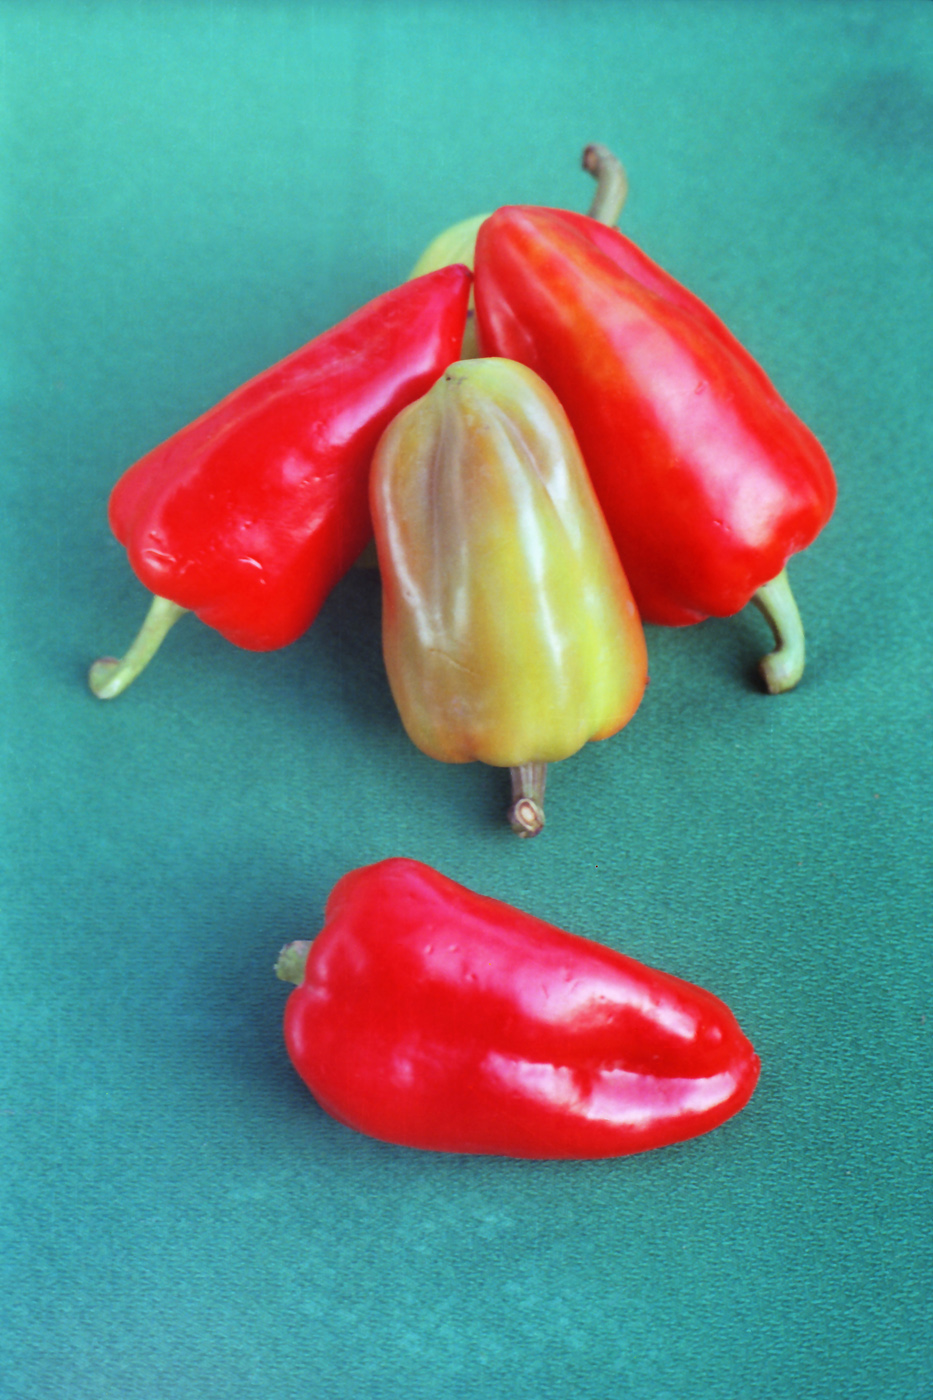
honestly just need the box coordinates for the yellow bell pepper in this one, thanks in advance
[370,357,648,836]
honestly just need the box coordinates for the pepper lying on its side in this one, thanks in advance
[89,266,471,698]
[276,858,760,1159]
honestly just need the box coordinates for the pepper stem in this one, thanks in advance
[88,594,188,699]
[275,940,312,986]
[750,567,806,694]
[582,144,629,227]
[507,762,547,838]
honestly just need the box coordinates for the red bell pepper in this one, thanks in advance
[89,266,471,697]
[473,206,837,692]
[275,858,760,1159]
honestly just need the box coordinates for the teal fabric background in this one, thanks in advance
[2,2,931,1396]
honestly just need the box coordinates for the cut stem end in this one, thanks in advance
[507,762,548,838]
[275,941,312,986]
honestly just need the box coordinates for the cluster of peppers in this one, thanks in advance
[91,145,836,1158]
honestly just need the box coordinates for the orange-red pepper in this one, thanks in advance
[474,206,837,691]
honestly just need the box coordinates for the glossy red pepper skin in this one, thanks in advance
[474,207,836,626]
[108,267,471,650]
[279,859,760,1159]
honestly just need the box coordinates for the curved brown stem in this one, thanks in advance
[89,594,187,699]
[507,762,547,838]
[275,941,312,986]
[582,143,629,227]
[750,567,806,694]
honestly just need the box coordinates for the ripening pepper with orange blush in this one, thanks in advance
[472,204,836,692]
[369,356,647,836]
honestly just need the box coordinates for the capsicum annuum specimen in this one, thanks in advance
[369,357,648,836]
[473,205,837,693]
[88,266,471,698]
[276,858,760,1159]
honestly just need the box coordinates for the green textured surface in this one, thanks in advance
[2,2,931,1397]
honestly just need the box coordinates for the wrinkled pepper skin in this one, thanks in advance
[278,859,760,1159]
[369,357,647,769]
[108,266,471,650]
[474,207,837,627]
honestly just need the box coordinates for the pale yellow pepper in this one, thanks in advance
[370,357,647,835]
